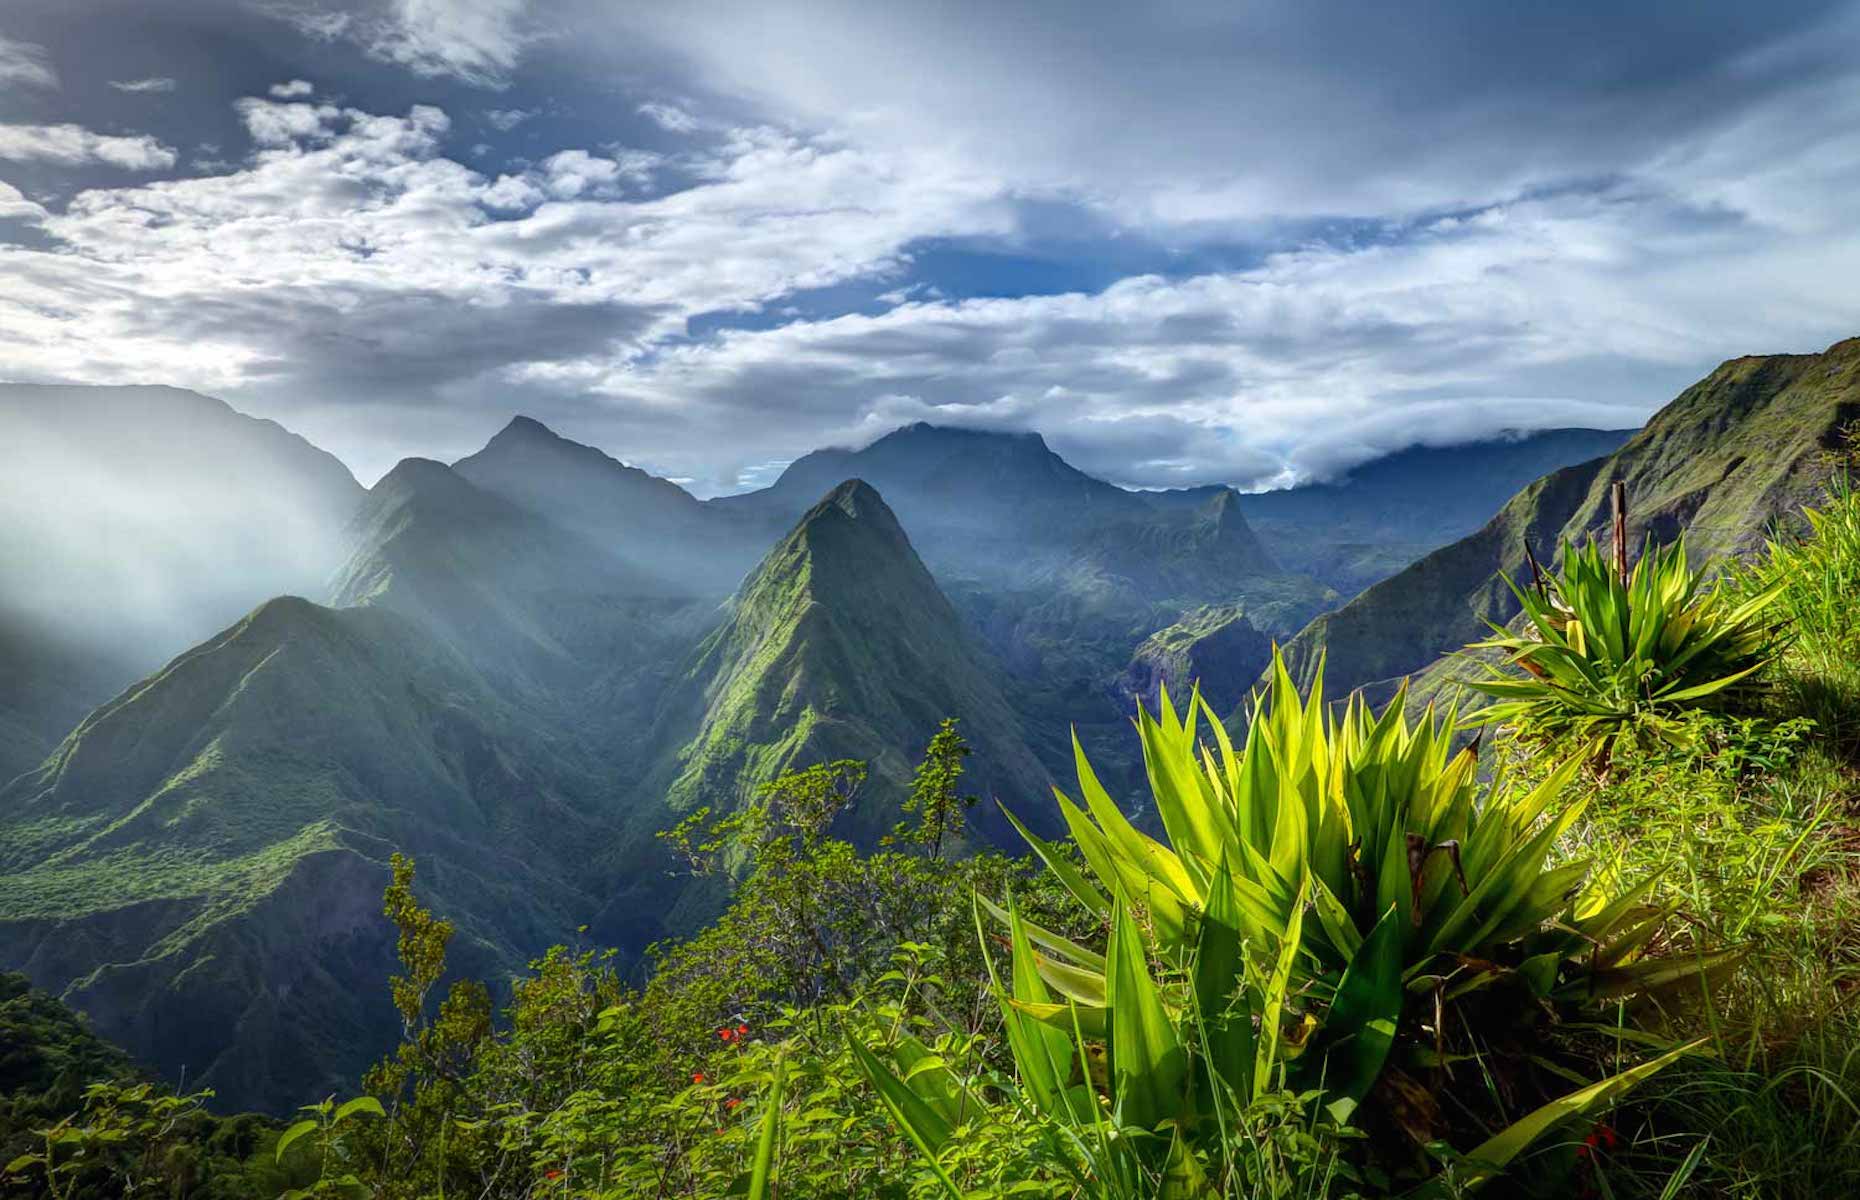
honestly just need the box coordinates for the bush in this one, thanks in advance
[1466,536,1782,757]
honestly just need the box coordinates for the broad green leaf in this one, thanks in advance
[333,1096,385,1124]
[275,1118,318,1164]
[1107,895,1188,1132]
[847,1036,966,1200]
[1316,903,1403,1116]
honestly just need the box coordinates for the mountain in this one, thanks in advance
[1116,603,1272,717]
[1222,428,1637,595]
[716,424,1333,792]
[331,457,687,689]
[0,595,620,1111]
[647,480,1053,850]
[720,422,1283,596]
[0,385,364,782]
[1281,338,1860,702]
[453,416,764,595]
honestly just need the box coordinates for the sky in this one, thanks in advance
[3,1,1860,495]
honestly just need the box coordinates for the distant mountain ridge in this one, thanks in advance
[1229,428,1637,593]
[454,417,764,595]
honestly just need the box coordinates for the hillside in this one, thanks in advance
[0,597,617,1111]
[648,480,1053,848]
[1282,338,1860,701]
[0,385,364,782]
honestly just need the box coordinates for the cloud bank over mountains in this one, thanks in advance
[1,0,1859,492]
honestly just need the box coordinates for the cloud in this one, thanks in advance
[0,90,1010,480]
[606,0,1859,226]
[0,33,56,89]
[0,182,47,222]
[483,107,535,131]
[110,77,179,93]
[0,124,178,170]
[638,102,700,133]
[275,0,531,88]
[5,4,1860,495]
[269,79,315,98]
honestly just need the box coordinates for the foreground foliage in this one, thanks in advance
[1468,535,1782,755]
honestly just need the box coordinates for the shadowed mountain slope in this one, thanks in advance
[454,416,764,595]
[1224,428,1636,594]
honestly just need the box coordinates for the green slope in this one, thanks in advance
[330,457,690,690]
[1282,337,1860,702]
[647,480,1054,850]
[0,597,616,1113]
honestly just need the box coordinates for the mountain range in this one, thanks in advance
[8,343,1842,1114]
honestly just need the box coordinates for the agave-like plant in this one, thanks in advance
[858,654,1715,1196]
[1467,535,1783,753]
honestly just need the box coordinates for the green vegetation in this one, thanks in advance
[1468,535,1783,755]
[7,358,1860,1195]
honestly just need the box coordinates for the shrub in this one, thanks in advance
[1466,536,1782,757]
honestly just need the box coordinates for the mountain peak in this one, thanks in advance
[818,477,888,518]
[373,456,465,494]
[884,421,1051,450]
[789,479,910,562]
[495,414,561,441]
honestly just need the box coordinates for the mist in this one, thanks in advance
[0,384,364,697]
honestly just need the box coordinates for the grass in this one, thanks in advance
[1535,474,1860,1198]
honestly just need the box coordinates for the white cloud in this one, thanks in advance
[483,107,535,131]
[371,0,530,86]
[110,77,179,93]
[268,79,315,98]
[0,124,178,170]
[0,34,57,89]
[0,91,1011,481]
[265,0,529,86]
[0,182,47,222]
[638,102,699,133]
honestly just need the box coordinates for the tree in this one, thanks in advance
[897,718,978,859]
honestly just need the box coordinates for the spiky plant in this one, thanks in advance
[858,655,1714,1195]
[1466,535,1782,755]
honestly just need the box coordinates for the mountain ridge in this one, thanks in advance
[1280,338,1860,702]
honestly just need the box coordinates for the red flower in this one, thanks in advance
[544,1168,563,1181]
[725,1097,743,1111]
[718,1027,735,1043]
[692,1072,706,1084]
[737,1023,749,1035]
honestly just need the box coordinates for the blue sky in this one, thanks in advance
[3,0,1859,494]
